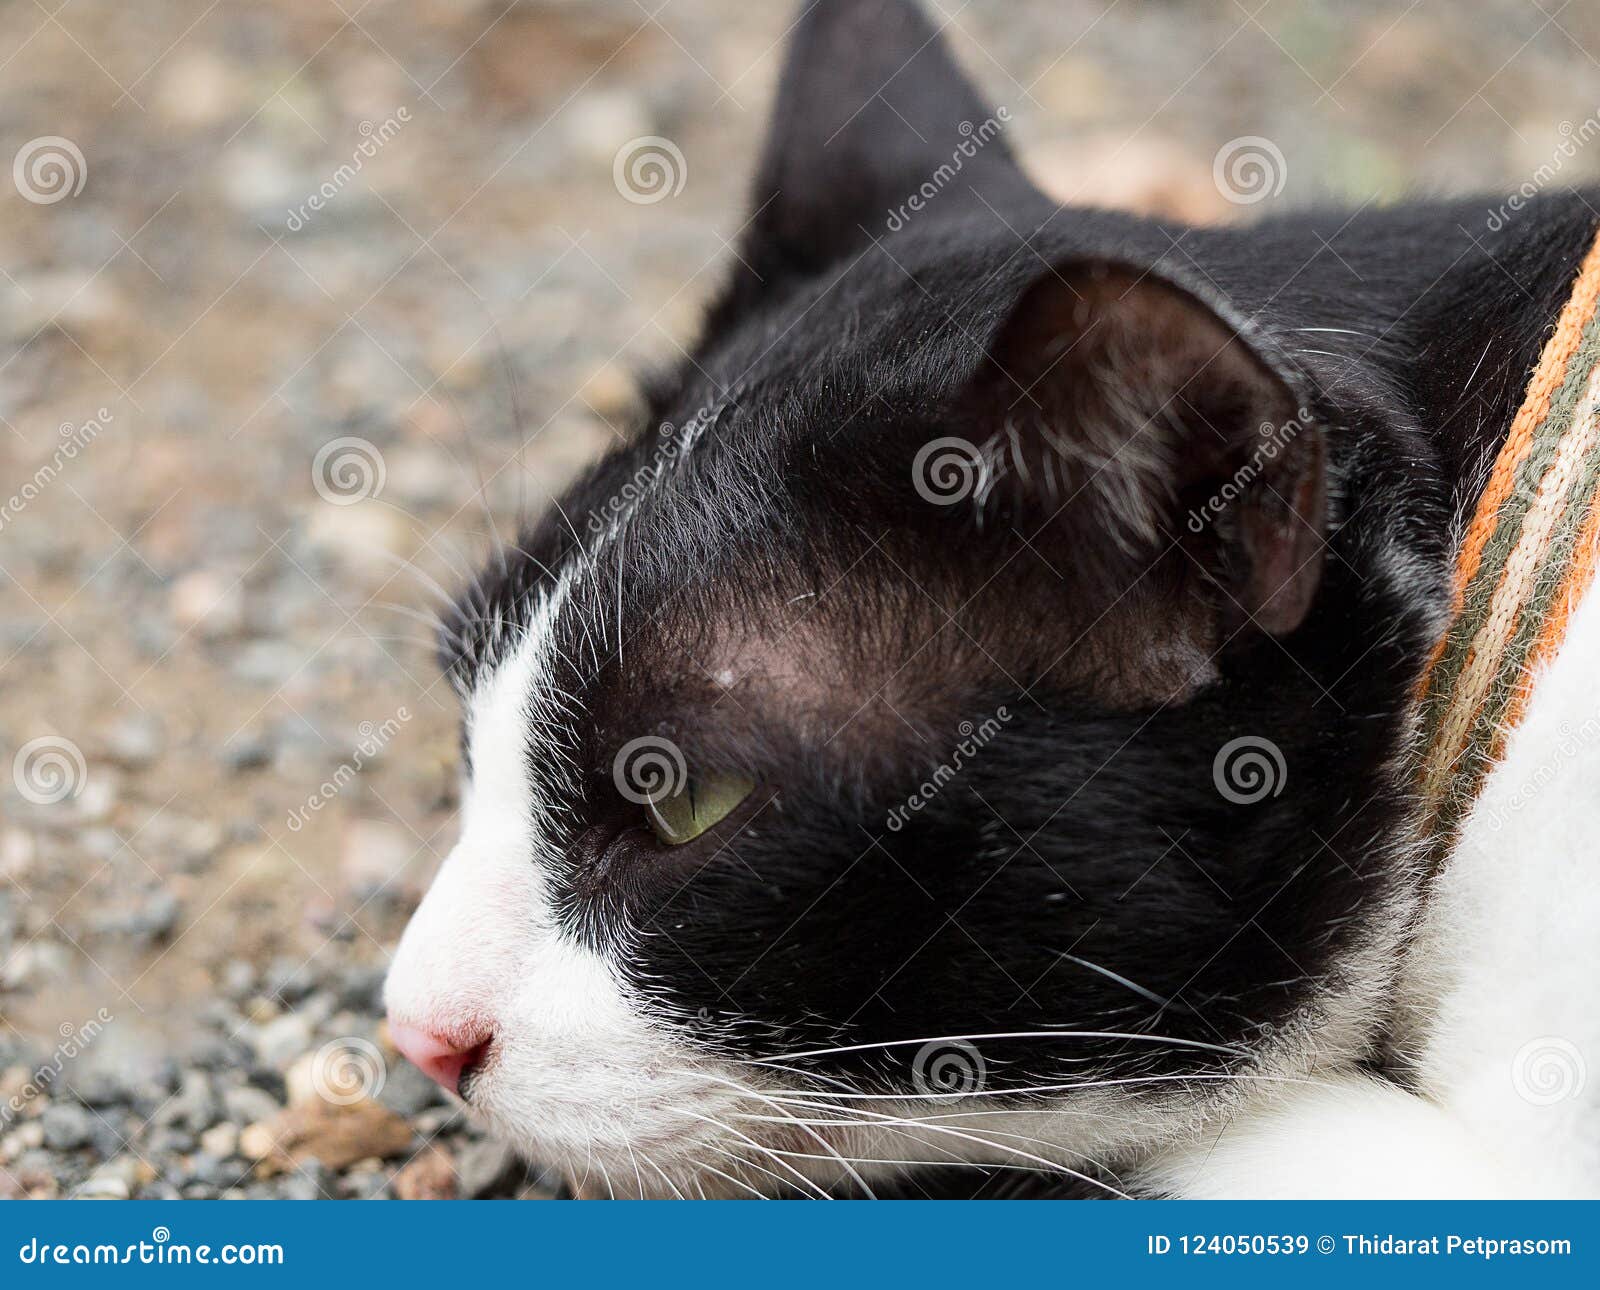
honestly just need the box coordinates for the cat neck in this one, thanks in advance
[1387,194,1600,520]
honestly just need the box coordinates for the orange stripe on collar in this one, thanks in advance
[1415,223,1600,843]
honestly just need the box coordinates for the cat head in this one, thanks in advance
[384,0,1425,1197]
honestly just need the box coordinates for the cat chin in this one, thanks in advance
[465,1019,1288,1199]
[468,1079,1156,1199]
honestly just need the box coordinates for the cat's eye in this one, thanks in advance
[645,773,756,846]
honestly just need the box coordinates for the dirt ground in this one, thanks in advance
[3,0,1599,1198]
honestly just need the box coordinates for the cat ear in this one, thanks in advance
[966,260,1327,637]
[733,0,1033,284]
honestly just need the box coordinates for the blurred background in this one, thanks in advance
[2,0,1599,1200]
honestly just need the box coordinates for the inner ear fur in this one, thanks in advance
[966,259,1328,637]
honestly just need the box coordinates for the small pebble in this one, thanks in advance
[95,888,181,943]
[250,1013,312,1070]
[223,1085,282,1126]
[41,1103,93,1151]
[101,714,165,768]
[220,959,257,1000]
[73,1172,130,1200]
[334,963,386,1013]
[65,1070,130,1108]
[264,956,317,1005]
[169,570,244,639]
[378,1056,442,1119]
[221,732,273,773]
[392,1143,456,1200]
[455,1138,523,1199]
[155,1070,221,1134]
[199,1121,239,1158]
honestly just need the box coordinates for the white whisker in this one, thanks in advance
[740,1030,1246,1067]
[751,1094,1131,1199]
[670,1105,833,1199]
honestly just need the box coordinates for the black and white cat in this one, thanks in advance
[384,0,1599,1197]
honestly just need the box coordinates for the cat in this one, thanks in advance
[384,0,1600,1197]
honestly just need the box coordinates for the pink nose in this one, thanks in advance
[389,1021,492,1096]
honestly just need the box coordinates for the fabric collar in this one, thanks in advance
[1417,225,1600,842]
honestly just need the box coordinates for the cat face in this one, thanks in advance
[384,0,1432,1197]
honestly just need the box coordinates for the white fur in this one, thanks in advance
[1143,574,1600,1198]
[384,574,745,1191]
[1398,571,1600,1195]
[1134,1074,1519,1198]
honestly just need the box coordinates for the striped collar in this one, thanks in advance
[1417,225,1600,843]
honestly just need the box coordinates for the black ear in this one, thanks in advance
[736,0,1033,285]
[968,260,1327,637]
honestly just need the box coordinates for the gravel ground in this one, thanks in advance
[4,0,1600,1200]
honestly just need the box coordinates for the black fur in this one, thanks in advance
[437,0,1599,1195]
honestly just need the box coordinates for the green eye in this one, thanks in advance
[645,773,756,846]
